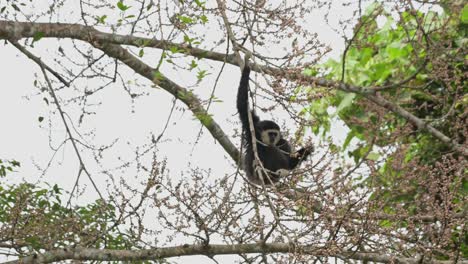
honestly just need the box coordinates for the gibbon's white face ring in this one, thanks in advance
[261,129,280,146]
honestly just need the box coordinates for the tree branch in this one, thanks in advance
[3,243,465,264]
[0,20,465,156]
[9,40,105,201]
[283,72,468,157]
[0,20,239,163]
[89,41,240,162]
[0,20,234,64]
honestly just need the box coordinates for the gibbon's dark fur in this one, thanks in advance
[237,64,312,185]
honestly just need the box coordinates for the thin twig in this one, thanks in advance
[10,40,105,201]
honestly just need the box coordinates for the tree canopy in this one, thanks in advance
[0,0,466,263]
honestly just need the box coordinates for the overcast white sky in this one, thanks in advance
[0,0,355,186]
[0,1,367,263]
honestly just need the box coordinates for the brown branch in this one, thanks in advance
[8,41,70,87]
[9,40,106,201]
[88,41,240,162]
[215,0,243,64]
[0,20,465,156]
[3,243,466,264]
[1,20,239,163]
[283,72,468,157]
[0,20,234,64]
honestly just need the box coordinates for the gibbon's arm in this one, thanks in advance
[278,138,292,153]
[237,65,251,128]
[289,146,314,169]
[237,65,257,148]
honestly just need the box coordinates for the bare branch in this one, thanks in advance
[0,20,233,64]
[88,41,240,162]
[1,20,464,156]
[8,41,70,87]
[3,243,465,264]
[9,41,106,201]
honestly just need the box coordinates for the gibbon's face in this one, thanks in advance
[261,129,280,146]
[257,120,281,146]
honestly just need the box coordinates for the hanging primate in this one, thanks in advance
[237,62,313,185]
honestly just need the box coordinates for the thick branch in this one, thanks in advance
[0,20,239,162]
[89,41,239,162]
[0,21,233,62]
[3,243,465,264]
[0,20,465,156]
[282,72,468,157]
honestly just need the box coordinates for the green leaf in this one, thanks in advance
[169,46,183,54]
[194,0,205,8]
[25,236,41,250]
[33,32,45,42]
[379,219,393,228]
[11,4,20,11]
[196,69,208,81]
[53,184,61,194]
[200,15,208,24]
[183,35,196,44]
[117,1,130,11]
[177,15,194,24]
[138,49,144,57]
[153,71,164,81]
[343,131,355,150]
[367,152,380,161]
[462,4,468,24]
[189,60,198,70]
[97,15,107,24]
[462,178,468,195]
[146,2,154,10]
[386,42,407,60]
[335,93,355,114]
[303,67,319,76]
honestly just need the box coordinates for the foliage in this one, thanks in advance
[0,159,20,178]
[0,181,135,251]
[306,5,466,154]
[0,0,466,262]
[303,3,467,258]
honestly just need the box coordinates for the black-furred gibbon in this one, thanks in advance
[237,63,312,185]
